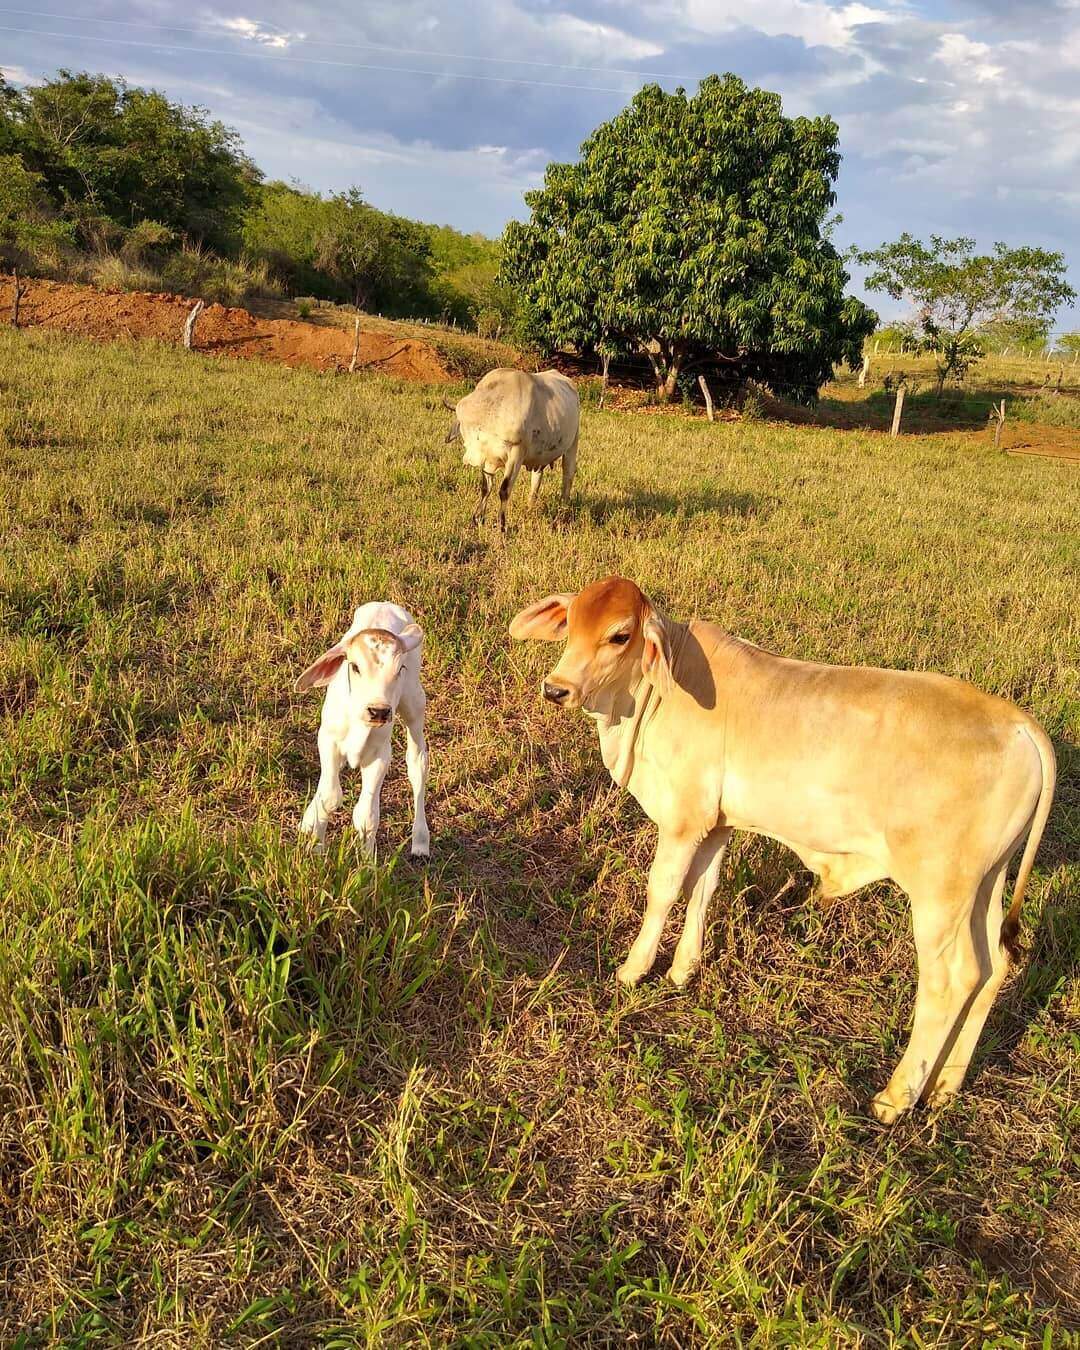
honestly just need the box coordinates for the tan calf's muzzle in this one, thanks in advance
[543,680,572,706]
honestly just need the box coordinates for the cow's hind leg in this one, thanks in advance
[528,467,544,508]
[871,877,985,1124]
[669,826,731,987]
[560,434,578,506]
[923,861,1012,1107]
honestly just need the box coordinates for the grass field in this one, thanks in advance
[0,327,1077,1346]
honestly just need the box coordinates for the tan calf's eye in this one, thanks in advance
[609,633,631,646]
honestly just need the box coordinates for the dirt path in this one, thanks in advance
[0,276,451,382]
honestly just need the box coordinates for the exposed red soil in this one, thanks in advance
[0,275,451,382]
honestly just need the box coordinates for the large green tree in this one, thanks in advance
[857,234,1075,391]
[313,189,434,315]
[0,71,259,251]
[502,74,875,402]
[0,153,74,270]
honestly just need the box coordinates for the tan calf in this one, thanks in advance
[510,576,1055,1122]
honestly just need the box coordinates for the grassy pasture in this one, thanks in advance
[0,327,1077,1345]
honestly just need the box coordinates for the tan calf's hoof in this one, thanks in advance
[869,1093,906,1125]
[924,1084,958,1112]
[667,961,697,989]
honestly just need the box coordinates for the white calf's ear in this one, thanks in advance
[296,644,346,692]
[398,623,424,654]
[509,593,575,642]
[641,609,674,696]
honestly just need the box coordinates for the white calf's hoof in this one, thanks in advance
[615,962,644,988]
[410,848,430,862]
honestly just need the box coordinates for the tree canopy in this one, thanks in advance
[0,71,259,252]
[502,74,876,402]
[857,234,1076,389]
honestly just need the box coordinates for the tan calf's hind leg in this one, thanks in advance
[871,880,985,1125]
[923,862,1012,1107]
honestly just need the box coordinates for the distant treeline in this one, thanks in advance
[0,69,516,332]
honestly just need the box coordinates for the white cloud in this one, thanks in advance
[539,14,664,62]
[207,15,306,49]
[1,64,32,85]
[682,0,899,50]
[936,33,1004,82]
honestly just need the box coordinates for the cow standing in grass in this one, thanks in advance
[511,576,1056,1124]
[445,368,579,531]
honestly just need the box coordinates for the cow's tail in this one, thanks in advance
[1001,721,1056,960]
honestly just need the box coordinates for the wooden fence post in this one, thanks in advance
[990,399,1006,450]
[182,300,204,350]
[890,382,906,437]
[349,316,361,373]
[697,373,715,422]
[11,267,27,328]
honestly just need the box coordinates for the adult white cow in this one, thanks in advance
[445,368,580,531]
[510,575,1056,1123]
[296,602,430,860]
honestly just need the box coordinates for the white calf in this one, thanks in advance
[296,602,430,859]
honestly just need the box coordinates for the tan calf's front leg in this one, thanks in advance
[617,829,702,986]
[669,827,731,986]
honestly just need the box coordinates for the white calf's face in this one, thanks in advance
[344,630,409,726]
[296,624,423,726]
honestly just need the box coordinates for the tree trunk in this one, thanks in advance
[645,348,666,399]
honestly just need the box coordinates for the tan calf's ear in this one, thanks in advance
[509,593,576,642]
[296,644,346,692]
[397,623,424,654]
[641,609,674,696]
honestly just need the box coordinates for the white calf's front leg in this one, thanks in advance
[403,717,430,859]
[617,830,701,986]
[352,743,391,857]
[300,727,344,849]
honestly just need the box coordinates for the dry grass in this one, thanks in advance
[0,327,1077,1346]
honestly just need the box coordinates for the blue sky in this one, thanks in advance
[3,0,1079,328]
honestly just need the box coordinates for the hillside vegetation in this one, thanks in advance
[0,328,1077,1344]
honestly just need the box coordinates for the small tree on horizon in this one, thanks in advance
[857,234,1075,393]
[501,74,876,404]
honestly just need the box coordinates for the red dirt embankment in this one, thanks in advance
[0,276,452,382]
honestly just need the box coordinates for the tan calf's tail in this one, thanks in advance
[1001,721,1056,960]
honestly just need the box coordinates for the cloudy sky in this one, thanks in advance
[3,0,1079,326]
